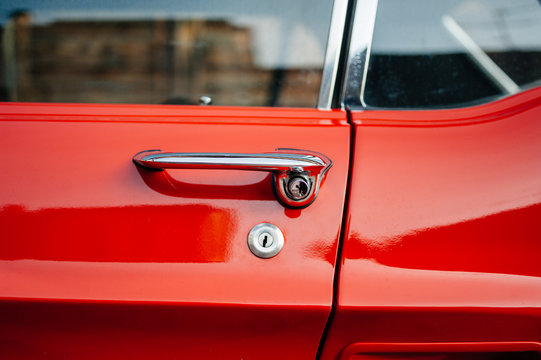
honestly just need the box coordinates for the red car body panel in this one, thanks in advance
[340,342,541,360]
[0,104,350,359]
[321,87,541,359]
[1,85,541,359]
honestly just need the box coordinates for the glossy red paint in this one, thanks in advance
[0,104,349,359]
[0,300,329,359]
[321,87,541,359]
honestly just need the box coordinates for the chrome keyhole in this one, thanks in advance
[258,232,274,248]
[248,223,284,258]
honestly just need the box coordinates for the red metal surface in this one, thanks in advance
[340,342,541,360]
[341,342,541,360]
[321,87,541,359]
[0,104,349,359]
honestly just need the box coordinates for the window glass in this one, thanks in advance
[0,0,333,107]
[363,0,541,108]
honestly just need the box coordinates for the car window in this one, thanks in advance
[361,0,541,109]
[0,0,333,107]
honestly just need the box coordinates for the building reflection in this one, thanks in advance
[1,9,323,106]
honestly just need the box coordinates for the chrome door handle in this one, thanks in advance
[133,149,332,208]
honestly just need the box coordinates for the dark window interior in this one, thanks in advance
[362,0,541,109]
[365,54,502,108]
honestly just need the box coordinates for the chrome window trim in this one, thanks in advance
[341,0,379,109]
[317,0,349,110]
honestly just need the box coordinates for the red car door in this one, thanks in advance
[0,1,351,359]
[321,0,541,359]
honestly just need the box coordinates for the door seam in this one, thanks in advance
[315,106,356,360]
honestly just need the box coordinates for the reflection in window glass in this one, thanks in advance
[364,0,541,108]
[0,0,333,107]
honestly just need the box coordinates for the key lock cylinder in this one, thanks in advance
[272,164,329,208]
[263,149,332,209]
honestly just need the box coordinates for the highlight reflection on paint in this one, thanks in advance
[0,204,237,263]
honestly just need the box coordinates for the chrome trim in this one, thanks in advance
[342,0,379,108]
[133,148,332,209]
[317,0,349,110]
[134,151,327,171]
